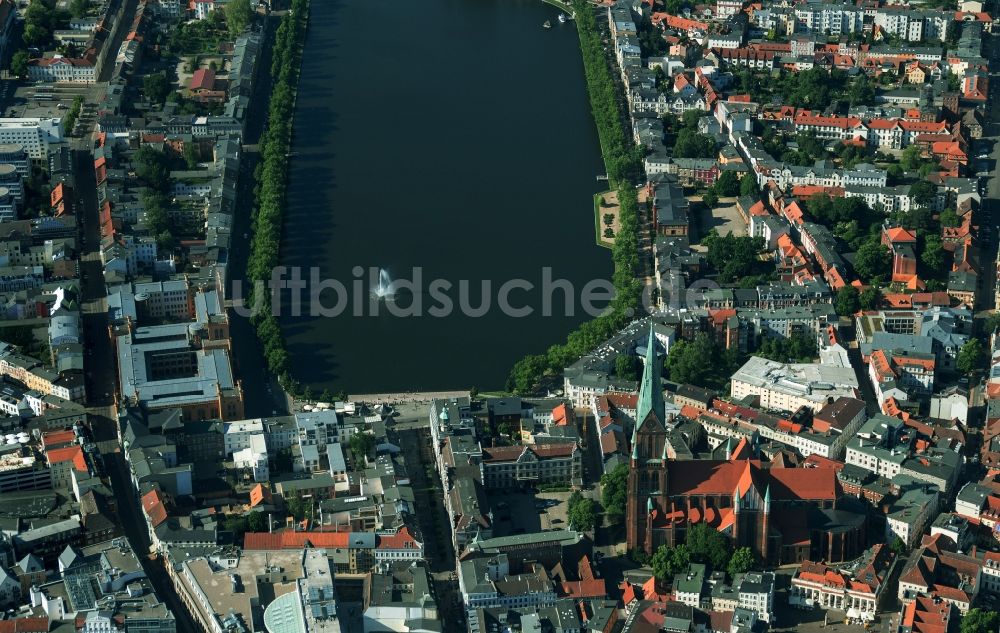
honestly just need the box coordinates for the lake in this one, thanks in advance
[279,0,610,393]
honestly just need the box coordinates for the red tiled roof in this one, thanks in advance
[667,459,838,499]
[560,579,608,599]
[377,526,420,550]
[190,67,216,91]
[41,429,76,450]
[0,618,49,633]
[244,530,352,550]
[884,226,917,243]
[141,490,168,527]
[46,445,87,472]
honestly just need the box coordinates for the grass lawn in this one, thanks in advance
[594,190,616,249]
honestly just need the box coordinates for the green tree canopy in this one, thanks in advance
[835,286,860,316]
[143,72,172,105]
[961,608,1000,633]
[601,464,629,527]
[702,231,765,282]
[727,547,756,577]
[567,492,598,532]
[348,432,376,466]
[909,180,938,207]
[859,286,881,310]
[920,234,945,274]
[686,522,732,570]
[939,209,961,227]
[134,145,172,191]
[713,170,740,197]
[673,128,717,159]
[9,50,29,78]
[615,354,639,380]
[666,333,740,391]
[853,238,892,283]
[957,338,984,375]
[225,0,254,36]
[651,544,691,581]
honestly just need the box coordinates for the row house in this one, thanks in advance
[793,3,864,36]
[672,158,719,186]
[844,184,915,213]
[873,8,950,43]
[789,546,891,615]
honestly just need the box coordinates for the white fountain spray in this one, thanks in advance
[372,267,395,301]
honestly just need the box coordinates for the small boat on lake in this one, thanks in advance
[543,20,552,28]
[558,13,567,22]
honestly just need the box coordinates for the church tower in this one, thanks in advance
[627,325,668,553]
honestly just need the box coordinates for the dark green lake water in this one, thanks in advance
[280,0,610,393]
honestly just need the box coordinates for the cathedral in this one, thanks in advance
[625,327,866,565]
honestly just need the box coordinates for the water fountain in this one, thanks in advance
[372,268,395,301]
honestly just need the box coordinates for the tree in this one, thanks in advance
[673,128,717,159]
[961,608,1000,633]
[184,142,199,169]
[666,332,740,390]
[686,522,731,570]
[143,72,172,105]
[835,286,860,316]
[615,354,639,380]
[891,536,907,556]
[9,50,28,78]
[853,239,892,283]
[224,514,248,535]
[939,208,961,227]
[567,492,598,532]
[985,312,1000,335]
[727,547,756,577]
[740,173,757,197]
[846,74,876,106]
[886,163,904,184]
[909,180,937,207]
[682,109,704,129]
[921,235,945,273]
[956,338,984,375]
[651,544,691,581]
[702,231,764,282]
[714,170,740,196]
[600,464,629,526]
[247,510,266,532]
[900,145,925,171]
[702,190,718,208]
[348,432,376,466]
[69,0,89,17]
[603,213,614,226]
[859,286,881,310]
[23,24,50,47]
[134,145,171,191]
[225,0,253,36]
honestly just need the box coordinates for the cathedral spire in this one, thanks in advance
[636,324,665,427]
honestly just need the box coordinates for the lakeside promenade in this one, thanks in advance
[347,390,471,404]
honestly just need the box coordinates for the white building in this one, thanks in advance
[27,55,96,83]
[0,118,63,161]
[232,435,268,482]
[729,356,860,413]
[736,572,775,623]
[223,419,265,456]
